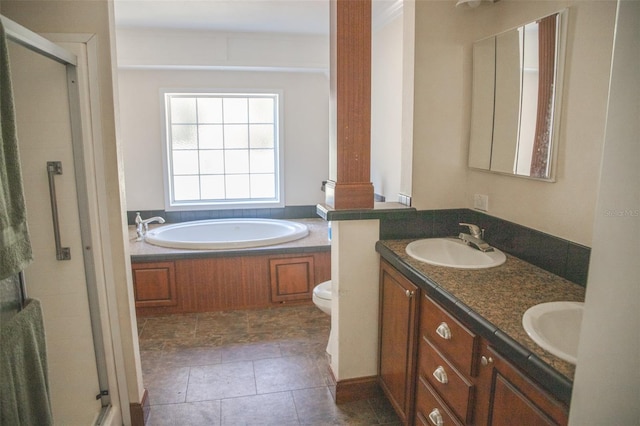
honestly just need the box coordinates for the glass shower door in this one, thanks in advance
[9,39,104,425]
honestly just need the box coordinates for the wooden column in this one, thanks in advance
[325,0,374,209]
[530,14,557,178]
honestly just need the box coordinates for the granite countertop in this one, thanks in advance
[376,239,586,403]
[128,218,330,262]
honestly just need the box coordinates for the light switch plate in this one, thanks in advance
[474,194,489,211]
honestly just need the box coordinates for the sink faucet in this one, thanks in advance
[458,223,494,252]
[135,212,165,241]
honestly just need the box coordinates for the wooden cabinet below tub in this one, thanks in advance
[132,261,178,309]
[269,255,316,303]
[132,250,330,316]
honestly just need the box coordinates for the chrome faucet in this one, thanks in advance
[135,212,165,241]
[458,223,494,252]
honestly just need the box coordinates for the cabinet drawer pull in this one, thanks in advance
[428,408,444,426]
[481,355,494,366]
[405,289,415,298]
[432,366,448,384]
[435,322,452,340]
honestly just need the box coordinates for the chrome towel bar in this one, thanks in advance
[46,161,71,261]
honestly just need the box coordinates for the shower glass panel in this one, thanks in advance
[9,40,103,425]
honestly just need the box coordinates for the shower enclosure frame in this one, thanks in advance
[1,14,122,425]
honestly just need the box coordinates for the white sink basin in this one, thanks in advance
[405,238,506,269]
[522,301,584,364]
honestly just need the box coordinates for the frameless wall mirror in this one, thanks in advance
[468,10,568,181]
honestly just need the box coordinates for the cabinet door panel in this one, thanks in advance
[484,346,568,426]
[379,260,419,424]
[269,256,314,302]
[491,373,556,426]
[132,262,177,308]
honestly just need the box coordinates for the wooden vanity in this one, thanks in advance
[377,239,585,426]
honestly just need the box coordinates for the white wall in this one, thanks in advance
[371,13,403,201]
[116,29,330,211]
[330,220,380,381]
[569,1,640,423]
[400,1,415,199]
[119,69,329,211]
[116,28,328,71]
[412,0,616,246]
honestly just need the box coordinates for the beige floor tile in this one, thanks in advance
[186,361,256,402]
[254,355,326,394]
[147,401,221,426]
[145,366,190,405]
[219,341,281,363]
[221,392,299,426]
[140,305,400,425]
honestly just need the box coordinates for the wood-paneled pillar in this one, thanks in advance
[325,0,374,209]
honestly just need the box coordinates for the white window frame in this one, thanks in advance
[160,89,285,211]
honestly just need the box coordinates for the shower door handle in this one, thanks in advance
[47,161,71,261]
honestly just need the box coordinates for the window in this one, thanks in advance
[162,92,282,209]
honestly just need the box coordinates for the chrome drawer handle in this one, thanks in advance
[428,408,444,426]
[435,322,451,340]
[432,366,448,384]
[481,355,494,366]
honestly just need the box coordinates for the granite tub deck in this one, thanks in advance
[129,218,330,261]
[376,239,586,405]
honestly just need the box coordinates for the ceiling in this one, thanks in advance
[114,0,400,35]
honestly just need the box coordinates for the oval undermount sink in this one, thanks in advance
[522,301,584,364]
[405,238,506,269]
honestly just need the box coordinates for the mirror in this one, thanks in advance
[468,11,567,181]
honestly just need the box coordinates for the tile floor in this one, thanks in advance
[137,304,401,425]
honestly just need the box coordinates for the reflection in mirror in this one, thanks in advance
[468,37,494,170]
[468,11,566,181]
[492,28,521,174]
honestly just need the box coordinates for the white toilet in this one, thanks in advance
[312,280,333,355]
[312,280,332,315]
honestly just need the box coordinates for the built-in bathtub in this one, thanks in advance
[144,218,309,250]
[129,218,331,316]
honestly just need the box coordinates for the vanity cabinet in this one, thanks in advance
[379,260,420,424]
[378,260,569,426]
[417,296,477,425]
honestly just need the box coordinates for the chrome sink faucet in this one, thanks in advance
[135,212,165,241]
[458,223,494,252]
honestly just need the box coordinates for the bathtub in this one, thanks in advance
[144,218,310,250]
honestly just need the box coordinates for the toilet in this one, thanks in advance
[312,280,332,315]
[312,280,333,355]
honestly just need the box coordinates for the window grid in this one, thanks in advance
[165,93,279,206]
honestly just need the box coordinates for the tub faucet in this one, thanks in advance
[458,223,493,252]
[135,212,165,241]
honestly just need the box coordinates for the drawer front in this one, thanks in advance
[419,337,474,424]
[415,375,463,426]
[421,296,477,376]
